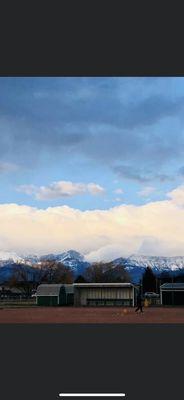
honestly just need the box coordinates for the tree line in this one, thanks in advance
[6,260,130,297]
[141,266,184,293]
[3,261,184,298]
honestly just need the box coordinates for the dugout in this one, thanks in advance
[36,284,74,306]
[74,283,137,307]
[160,283,184,306]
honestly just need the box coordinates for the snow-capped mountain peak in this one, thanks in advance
[0,250,184,284]
[0,251,23,264]
[126,254,184,271]
[38,250,88,273]
[59,250,84,263]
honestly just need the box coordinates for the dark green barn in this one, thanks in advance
[160,283,184,306]
[36,284,74,306]
[65,284,74,305]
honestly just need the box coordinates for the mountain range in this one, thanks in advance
[0,250,184,283]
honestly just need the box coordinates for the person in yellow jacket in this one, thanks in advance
[144,298,149,307]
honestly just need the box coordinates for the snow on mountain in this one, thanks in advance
[125,254,184,271]
[23,255,40,265]
[0,250,184,284]
[39,250,90,273]
[1,250,184,272]
[0,250,89,273]
[113,254,184,283]
[0,251,24,264]
[57,250,84,264]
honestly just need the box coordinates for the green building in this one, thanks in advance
[160,283,184,306]
[36,284,74,306]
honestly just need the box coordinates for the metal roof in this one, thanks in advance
[160,283,184,290]
[36,284,74,296]
[73,283,134,288]
[36,284,64,296]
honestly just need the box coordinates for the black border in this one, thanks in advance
[0,323,183,400]
[0,2,184,76]
[0,4,184,399]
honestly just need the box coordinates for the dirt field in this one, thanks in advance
[0,306,183,323]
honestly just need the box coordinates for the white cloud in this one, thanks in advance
[167,185,184,206]
[114,197,123,202]
[138,186,156,198]
[1,185,184,257]
[87,183,105,195]
[85,244,137,262]
[114,188,124,194]
[18,180,105,200]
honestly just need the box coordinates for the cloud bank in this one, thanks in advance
[18,181,105,200]
[1,185,184,258]
[1,77,184,182]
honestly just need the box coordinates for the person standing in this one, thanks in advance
[135,292,143,313]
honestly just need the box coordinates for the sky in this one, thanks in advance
[1,77,184,258]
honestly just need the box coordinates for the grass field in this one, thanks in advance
[0,306,183,323]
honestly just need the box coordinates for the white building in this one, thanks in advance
[74,283,137,307]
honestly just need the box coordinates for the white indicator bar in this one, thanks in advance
[59,394,125,397]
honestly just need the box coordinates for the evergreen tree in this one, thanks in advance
[142,267,156,293]
[74,275,87,283]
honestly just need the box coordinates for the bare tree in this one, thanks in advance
[9,265,37,298]
[36,260,74,284]
[84,261,130,283]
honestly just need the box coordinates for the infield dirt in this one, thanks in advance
[0,306,183,323]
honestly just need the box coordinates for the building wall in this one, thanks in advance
[59,287,74,306]
[37,296,58,306]
[74,287,134,306]
[37,287,74,306]
[162,291,184,306]
[66,293,74,305]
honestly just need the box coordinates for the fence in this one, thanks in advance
[0,298,36,308]
[144,297,161,307]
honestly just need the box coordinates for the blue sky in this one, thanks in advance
[0,77,184,211]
